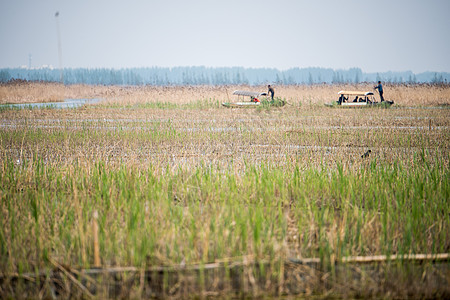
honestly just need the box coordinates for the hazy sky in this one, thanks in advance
[1,0,449,73]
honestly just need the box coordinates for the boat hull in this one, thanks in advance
[325,100,394,108]
[221,102,260,108]
[222,99,286,108]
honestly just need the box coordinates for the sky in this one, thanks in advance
[1,0,449,73]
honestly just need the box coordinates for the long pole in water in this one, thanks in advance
[55,11,63,84]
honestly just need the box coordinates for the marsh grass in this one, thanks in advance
[1,156,448,270]
[2,82,450,106]
[0,83,449,298]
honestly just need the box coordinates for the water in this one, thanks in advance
[0,98,102,109]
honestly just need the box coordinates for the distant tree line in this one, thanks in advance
[0,66,448,86]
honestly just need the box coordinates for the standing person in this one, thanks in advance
[267,85,275,100]
[374,81,384,102]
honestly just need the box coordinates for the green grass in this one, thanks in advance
[99,98,221,110]
[1,154,448,273]
[0,100,449,298]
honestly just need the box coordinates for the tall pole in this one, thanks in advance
[55,11,63,84]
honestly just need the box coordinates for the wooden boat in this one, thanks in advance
[325,91,394,108]
[222,90,285,108]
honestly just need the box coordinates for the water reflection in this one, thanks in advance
[0,98,102,109]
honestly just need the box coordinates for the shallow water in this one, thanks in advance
[0,98,102,109]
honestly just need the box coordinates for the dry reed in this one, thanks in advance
[1,82,449,106]
[0,82,449,298]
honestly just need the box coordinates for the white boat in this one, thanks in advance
[325,91,394,108]
[222,90,285,108]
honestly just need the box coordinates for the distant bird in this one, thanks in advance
[361,150,371,158]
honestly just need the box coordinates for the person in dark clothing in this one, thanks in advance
[267,85,275,100]
[361,149,371,158]
[374,81,384,102]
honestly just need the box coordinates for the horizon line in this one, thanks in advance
[2,65,450,75]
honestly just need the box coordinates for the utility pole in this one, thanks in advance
[55,11,64,83]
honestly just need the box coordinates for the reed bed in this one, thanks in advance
[2,81,450,106]
[0,83,449,298]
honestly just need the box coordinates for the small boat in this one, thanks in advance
[325,91,394,108]
[222,90,285,108]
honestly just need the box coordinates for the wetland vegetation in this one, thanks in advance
[0,82,449,298]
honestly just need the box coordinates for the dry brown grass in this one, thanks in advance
[0,82,111,104]
[1,82,449,106]
[2,93,449,171]
[1,82,449,299]
[275,83,450,106]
